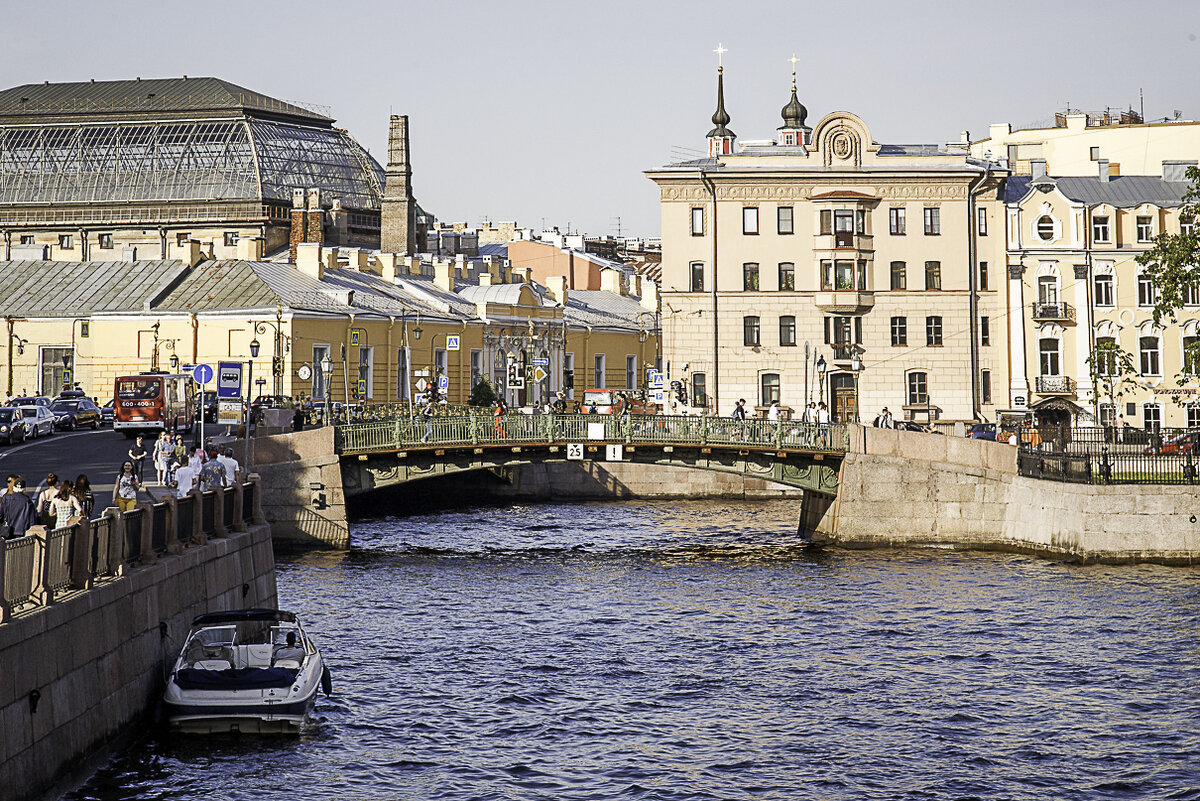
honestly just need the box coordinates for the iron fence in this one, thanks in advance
[1017,427,1200,485]
[3,536,38,611]
[90,516,115,578]
[44,527,74,594]
[335,412,850,455]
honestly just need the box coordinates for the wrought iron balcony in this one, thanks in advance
[1032,301,1076,323]
[1036,375,1077,395]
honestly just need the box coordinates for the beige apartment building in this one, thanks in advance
[1006,160,1199,429]
[647,66,1008,422]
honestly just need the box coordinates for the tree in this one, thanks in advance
[1137,165,1200,326]
[1086,340,1138,424]
[469,377,497,408]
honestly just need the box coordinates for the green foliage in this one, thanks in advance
[1137,165,1200,326]
[1086,340,1138,414]
[469,377,497,407]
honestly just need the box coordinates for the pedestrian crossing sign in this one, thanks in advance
[447,335,460,351]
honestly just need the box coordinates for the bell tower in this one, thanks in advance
[706,43,735,158]
[777,54,811,149]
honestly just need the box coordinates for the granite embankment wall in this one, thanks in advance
[0,523,277,801]
[486,461,803,500]
[248,425,349,548]
[818,426,1200,564]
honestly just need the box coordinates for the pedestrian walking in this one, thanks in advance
[420,401,434,443]
[198,450,228,491]
[73,474,94,519]
[128,435,148,482]
[153,432,172,485]
[188,446,205,471]
[767,400,780,423]
[113,461,141,513]
[218,448,240,484]
[50,482,83,529]
[36,473,59,527]
[0,477,36,538]
[174,459,197,498]
[494,399,506,438]
[732,399,747,420]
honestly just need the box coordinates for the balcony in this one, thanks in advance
[1036,375,1077,395]
[815,291,874,312]
[1032,301,1076,324]
[815,233,874,252]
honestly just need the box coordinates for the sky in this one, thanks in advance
[4,0,1199,238]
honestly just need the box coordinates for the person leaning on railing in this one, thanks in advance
[0,477,36,539]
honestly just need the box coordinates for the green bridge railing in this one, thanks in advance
[335,413,849,456]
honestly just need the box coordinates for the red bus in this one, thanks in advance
[113,373,195,436]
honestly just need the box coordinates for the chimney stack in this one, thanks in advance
[406,256,422,276]
[381,115,417,254]
[296,243,325,280]
[546,275,568,305]
[639,279,659,312]
[433,259,455,292]
[1030,159,1047,180]
[630,273,643,298]
[1098,159,1110,183]
[236,236,263,261]
[289,188,306,262]
[511,266,532,283]
[378,252,399,282]
[600,267,625,295]
[306,188,324,245]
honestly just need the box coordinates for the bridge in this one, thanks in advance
[334,412,849,499]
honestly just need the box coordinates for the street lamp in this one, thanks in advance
[816,354,827,405]
[251,306,289,397]
[320,354,334,424]
[850,350,864,424]
[169,354,179,371]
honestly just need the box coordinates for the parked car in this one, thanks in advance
[17,405,55,438]
[56,389,88,400]
[968,423,997,441]
[0,407,27,444]
[896,420,942,434]
[8,395,51,408]
[195,390,218,423]
[49,397,102,430]
[100,399,115,426]
[1144,430,1199,456]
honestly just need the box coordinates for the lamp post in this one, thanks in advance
[251,306,289,397]
[245,338,259,470]
[850,350,864,424]
[320,354,334,424]
[816,354,827,406]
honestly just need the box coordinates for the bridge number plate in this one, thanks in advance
[605,444,624,461]
[567,443,585,460]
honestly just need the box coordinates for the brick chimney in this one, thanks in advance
[289,188,306,262]
[600,267,625,295]
[630,273,643,298]
[546,275,568,305]
[381,115,417,254]
[1098,159,1110,183]
[296,243,325,280]
[406,256,423,276]
[306,188,324,245]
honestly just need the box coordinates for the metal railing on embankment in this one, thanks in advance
[334,412,849,456]
[0,480,260,623]
[1016,426,1200,485]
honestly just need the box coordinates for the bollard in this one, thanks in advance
[69,516,94,590]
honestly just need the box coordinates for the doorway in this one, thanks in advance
[830,373,856,423]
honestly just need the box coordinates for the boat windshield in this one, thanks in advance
[181,620,304,671]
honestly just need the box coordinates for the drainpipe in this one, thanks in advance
[966,166,988,421]
[5,317,14,396]
[700,170,719,413]
[1084,206,1097,422]
[387,315,395,406]
[344,314,355,405]
[189,313,199,368]
[459,320,467,404]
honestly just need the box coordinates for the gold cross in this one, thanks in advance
[789,53,800,77]
[714,43,727,69]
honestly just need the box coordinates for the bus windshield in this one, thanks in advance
[117,378,162,400]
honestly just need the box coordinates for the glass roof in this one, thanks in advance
[0,118,383,209]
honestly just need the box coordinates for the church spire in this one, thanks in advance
[777,53,810,148]
[706,44,735,157]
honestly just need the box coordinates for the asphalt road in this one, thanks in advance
[0,427,162,500]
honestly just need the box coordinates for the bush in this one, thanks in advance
[470,377,497,407]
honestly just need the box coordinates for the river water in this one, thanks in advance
[66,499,1200,800]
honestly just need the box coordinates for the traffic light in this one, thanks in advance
[507,358,518,385]
[272,356,284,377]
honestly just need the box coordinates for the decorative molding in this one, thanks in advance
[1073,264,1089,279]
[661,182,967,202]
[1008,264,1025,279]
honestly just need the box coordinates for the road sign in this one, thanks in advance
[532,357,549,366]
[438,375,449,390]
[218,400,242,424]
[653,390,665,403]
[567,443,585,460]
[414,369,430,378]
[416,378,429,392]
[357,379,367,396]
[648,370,664,389]
[606,444,624,461]
[217,362,243,399]
[587,422,606,440]
[533,366,548,383]
[447,335,460,351]
[192,363,214,385]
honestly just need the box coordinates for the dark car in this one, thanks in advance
[249,395,293,424]
[100,399,115,426]
[49,398,102,430]
[8,395,51,408]
[195,390,218,423]
[968,423,997,441]
[896,420,943,434]
[0,407,27,444]
[56,389,88,400]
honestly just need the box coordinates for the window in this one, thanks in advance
[1189,404,1200,429]
[19,235,34,245]
[761,373,781,406]
[1094,274,1114,307]
[176,233,190,246]
[1137,216,1153,242]
[856,209,866,234]
[98,233,113,249]
[1093,216,1110,242]
[890,316,907,346]
[1094,337,1118,376]
[58,235,72,249]
[777,206,794,235]
[1182,215,1195,235]
[1144,403,1162,430]
[926,316,943,346]
[1037,275,1058,304]
[743,316,761,346]
[779,315,796,346]
[977,208,987,236]
[471,349,483,389]
[889,207,906,235]
[314,345,332,400]
[1183,336,1200,375]
[925,261,941,291]
[360,346,375,399]
[626,355,637,390]
[1090,146,1100,160]
[821,260,832,290]
[690,262,704,292]
[434,348,447,381]
[834,210,854,246]
[1099,403,1116,427]
[564,353,575,399]
[1185,282,1200,307]
[981,316,990,346]
[1140,335,1160,376]
[1036,215,1055,241]
[857,259,867,291]
[981,370,992,404]
[223,232,238,247]
[819,210,832,235]
[923,207,940,235]
[826,316,859,347]
[890,261,906,290]
[979,262,989,290]
[691,207,704,236]
[835,260,854,290]
[743,262,760,291]
[907,372,928,405]
[692,373,707,408]
[778,262,795,291]
[1039,339,1060,375]
[594,354,606,388]
[1138,273,1159,307]
[743,207,759,235]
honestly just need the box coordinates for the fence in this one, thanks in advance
[0,480,259,623]
[1016,426,1200,485]
[335,412,850,455]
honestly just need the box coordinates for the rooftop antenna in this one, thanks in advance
[1140,87,1144,120]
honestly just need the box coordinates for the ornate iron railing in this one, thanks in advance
[335,412,850,455]
[1016,427,1200,485]
[1032,302,1076,323]
[1035,375,1076,394]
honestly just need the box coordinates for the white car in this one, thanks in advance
[18,405,55,438]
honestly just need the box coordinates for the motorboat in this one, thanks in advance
[163,608,330,734]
